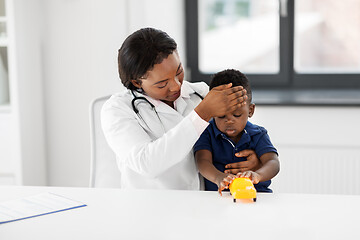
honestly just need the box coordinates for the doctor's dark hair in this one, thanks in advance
[209,69,252,103]
[118,28,177,90]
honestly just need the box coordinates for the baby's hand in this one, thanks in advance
[236,171,261,184]
[217,173,236,196]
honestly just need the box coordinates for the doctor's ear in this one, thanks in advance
[131,79,142,89]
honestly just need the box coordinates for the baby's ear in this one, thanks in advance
[248,103,255,118]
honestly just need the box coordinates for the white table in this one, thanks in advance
[0,186,359,240]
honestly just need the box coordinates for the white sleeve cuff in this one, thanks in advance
[188,110,209,137]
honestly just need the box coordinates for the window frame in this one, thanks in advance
[185,0,360,90]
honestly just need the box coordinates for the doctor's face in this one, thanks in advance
[131,51,184,107]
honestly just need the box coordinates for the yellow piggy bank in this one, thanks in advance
[229,177,257,203]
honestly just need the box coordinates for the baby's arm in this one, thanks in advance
[238,152,279,184]
[195,149,236,195]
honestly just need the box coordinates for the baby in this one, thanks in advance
[194,69,280,194]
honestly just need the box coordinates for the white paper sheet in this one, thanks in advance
[0,192,86,224]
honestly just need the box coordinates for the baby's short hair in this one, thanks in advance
[209,69,252,103]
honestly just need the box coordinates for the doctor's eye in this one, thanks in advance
[218,115,225,119]
[176,68,184,76]
[158,82,168,89]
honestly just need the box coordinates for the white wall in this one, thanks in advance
[251,106,360,194]
[0,0,46,186]
[13,0,47,185]
[41,0,127,186]
[127,0,186,65]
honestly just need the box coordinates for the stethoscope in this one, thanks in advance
[131,90,204,133]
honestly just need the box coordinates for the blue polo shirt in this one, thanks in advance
[194,120,278,193]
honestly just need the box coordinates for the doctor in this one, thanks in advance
[101,28,260,189]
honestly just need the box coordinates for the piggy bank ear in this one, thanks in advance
[248,103,255,118]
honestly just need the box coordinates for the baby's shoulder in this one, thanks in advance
[246,122,268,136]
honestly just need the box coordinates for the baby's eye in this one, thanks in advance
[233,114,242,118]
[218,115,225,119]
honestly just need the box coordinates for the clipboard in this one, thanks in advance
[0,192,87,224]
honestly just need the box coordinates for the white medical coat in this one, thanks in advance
[101,81,209,190]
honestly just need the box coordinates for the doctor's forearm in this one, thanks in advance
[194,104,212,122]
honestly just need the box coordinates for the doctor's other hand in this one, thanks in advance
[216,173,236,196]
[195,83,247,122]
[224,149,261,175]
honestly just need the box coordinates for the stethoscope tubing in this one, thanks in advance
[130,90,203,134]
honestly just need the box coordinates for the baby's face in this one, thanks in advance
[214,103,255,142]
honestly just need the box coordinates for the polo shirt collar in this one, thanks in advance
[211,120,225,138]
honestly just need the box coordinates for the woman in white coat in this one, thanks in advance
[101,28,260,190]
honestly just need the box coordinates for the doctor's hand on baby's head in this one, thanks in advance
[195,83,247,122]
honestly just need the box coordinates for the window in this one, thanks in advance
[185,0,360,92]
[198,0,279,74]
[294,1,360,74]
